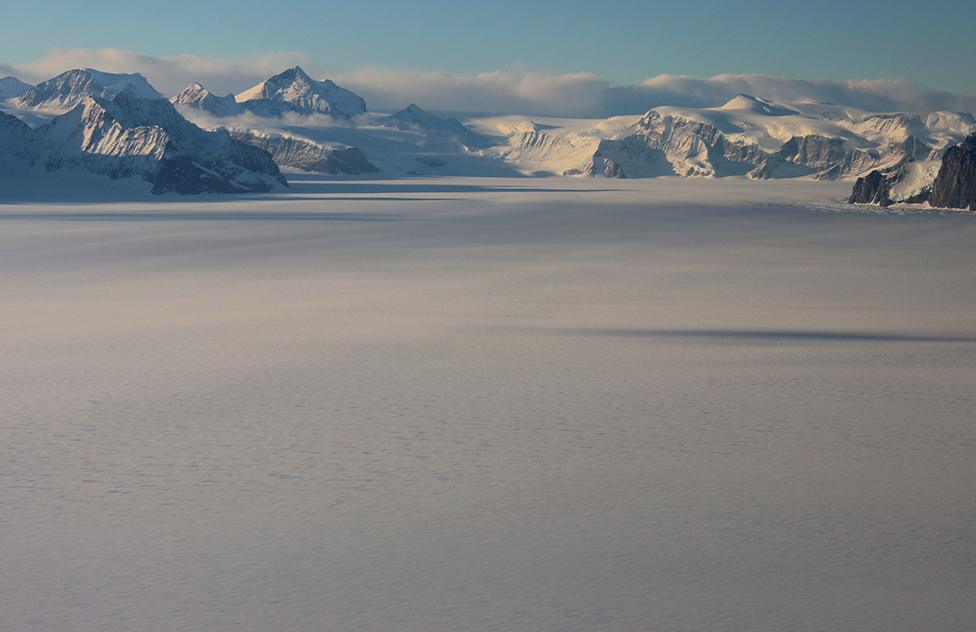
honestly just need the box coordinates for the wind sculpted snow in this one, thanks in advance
[1,177,975,632]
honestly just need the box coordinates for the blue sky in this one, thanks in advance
[0,0,973,94]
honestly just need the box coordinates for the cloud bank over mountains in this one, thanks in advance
[4,48,976,117]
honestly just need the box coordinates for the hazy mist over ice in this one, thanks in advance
[2,177,975,631]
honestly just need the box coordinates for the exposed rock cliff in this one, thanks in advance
[928,135,976,211]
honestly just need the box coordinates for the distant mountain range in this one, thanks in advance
[2,66,976,207]
[498,94,975,183]
[1,70,285,193]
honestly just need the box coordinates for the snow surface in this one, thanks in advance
[1,176,975,632]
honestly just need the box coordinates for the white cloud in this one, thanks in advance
[330,65,611,116]
[3,48,975,117]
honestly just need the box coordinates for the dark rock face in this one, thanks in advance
[777,135,848,170]
[901,136,933,162]
[0,111,35,161]
[849,170,893,206]
[929,134,976,211]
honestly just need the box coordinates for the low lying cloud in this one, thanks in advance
[624,74,976,115]
[332,65,612,117]
[3,48,976,117]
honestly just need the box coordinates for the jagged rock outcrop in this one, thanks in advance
[235,66,366,118]
[579,136,670,178]
[12,68,160,113]
[633,111,738,176]
[849,170,897,206]
[777,135,848,170]
[928,134,976,211]
[171,83,244,117]
[229,129,377,174]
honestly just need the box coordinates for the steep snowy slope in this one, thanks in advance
[235,67,367,118]
[229,129,377,174]
[12,69,161,113]
[0,110,35,161]
[0,76,32,100]
[171,83,244,117]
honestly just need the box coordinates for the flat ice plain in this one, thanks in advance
[1,175,975,632]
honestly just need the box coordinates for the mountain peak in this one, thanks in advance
[0,76,32,100]
[13,68,161,113]
[235,67,367,118]
[171,82,243,117]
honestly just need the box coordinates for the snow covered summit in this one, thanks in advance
[235,66,367,118]
[171,82,244,117]
[12,68,161,113]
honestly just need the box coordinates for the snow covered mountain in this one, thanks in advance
[481,94,976,181]
[0,76,32,100]
[11,68,161,113]
[235,67,367,118]
[171,82,244,117]
[382,104,490,148]
[229,129,377,174]
[6,66,976,195]
[3,88,286,194]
